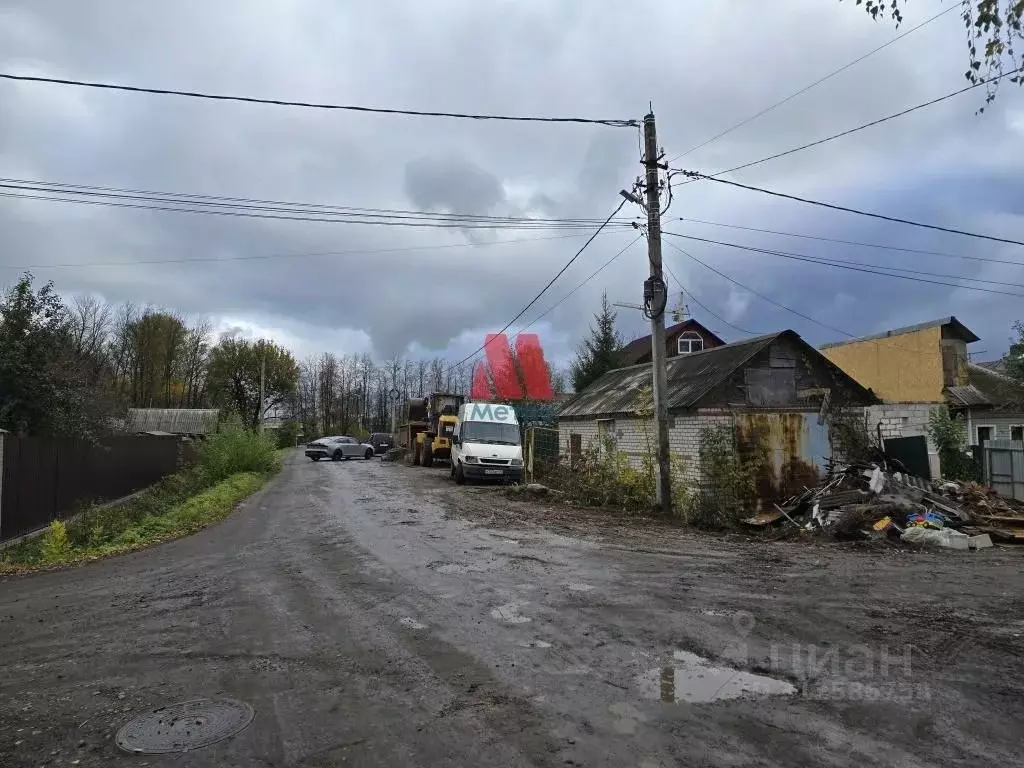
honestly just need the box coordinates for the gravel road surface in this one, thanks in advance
[2,450,1023,767]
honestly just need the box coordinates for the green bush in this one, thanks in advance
[196,419,279,484]
[689,425,758,529]
[549,438,695,516]
[275,420,302,448]
[40,520,71,563]
[927,405,981,482]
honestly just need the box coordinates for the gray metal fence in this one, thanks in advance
[981,439,1024,501]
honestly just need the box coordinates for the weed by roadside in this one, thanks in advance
[0,423,279,572]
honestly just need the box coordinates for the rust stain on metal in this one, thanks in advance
[736,413,822,507]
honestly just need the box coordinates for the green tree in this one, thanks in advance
[207,338,299,430]
[1004,320,1024,381]
[0,274,69,435]
[0,274,115,437]
[846,1,1023,107]
[571,292,624,393]
[927,405,980,481]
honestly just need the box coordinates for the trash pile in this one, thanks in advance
[381,447,406,462]
[745,462,1024,549]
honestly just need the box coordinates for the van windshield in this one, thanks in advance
[461,421,520,446]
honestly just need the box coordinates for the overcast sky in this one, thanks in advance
[1,0,1022,369]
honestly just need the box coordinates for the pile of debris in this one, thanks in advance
[381,447,406,462]
[746,462,1024,549]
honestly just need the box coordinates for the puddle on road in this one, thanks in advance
[638,651,796,704]
[518,640,552,649]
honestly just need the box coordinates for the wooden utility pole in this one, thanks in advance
[643,111,672,512]
[258,350,266,433]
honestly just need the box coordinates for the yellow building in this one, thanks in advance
[820,317,977,403]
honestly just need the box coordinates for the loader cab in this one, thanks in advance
[450,402,523,484]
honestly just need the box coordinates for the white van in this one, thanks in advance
[450,402,523,484]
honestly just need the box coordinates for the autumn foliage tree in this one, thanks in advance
[207,338,299,429]
[846,1,1024,106]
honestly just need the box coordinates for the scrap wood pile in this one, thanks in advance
[746,461,1024,549]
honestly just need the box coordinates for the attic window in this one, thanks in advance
[677,332,704,355]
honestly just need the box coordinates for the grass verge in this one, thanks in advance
[0,421,281,573]
[0,471,270,573]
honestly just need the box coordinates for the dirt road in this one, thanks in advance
[3,451,1023,766]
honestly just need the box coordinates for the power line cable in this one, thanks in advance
[0,231,605,271]
[523,236,643,329]
[0,189,635,232]
[0,176,624,226]
[673,67,1022,179]
[676,216,1024,269]
[666,6,956,163]
[0,72,637,127]
[664,231,1024,298]
[446,198,628,374]
[664,237,971,357]
[677,173,1024,248]
[672,227,1024,289]
[661,259,759,336]
[662,237,855,338]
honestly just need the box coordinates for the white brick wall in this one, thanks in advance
[865,403,939,478]
[560,409,735,481]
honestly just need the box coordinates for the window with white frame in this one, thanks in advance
[677,331,704,355]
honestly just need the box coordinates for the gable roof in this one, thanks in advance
[946,364,1024,411]
[561,330,876,419]
[820,316,979,349]
[618,318,726,366]
[126,408,220,434]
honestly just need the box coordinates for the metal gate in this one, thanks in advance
[982,439,1024,501]
[524,426,560,483]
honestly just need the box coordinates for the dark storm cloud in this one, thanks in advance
[1,0,1022,363]
[403,156,506,215]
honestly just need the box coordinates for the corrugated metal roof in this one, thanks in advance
[126,408,220,434]
[560,333,783,419]
[820,316,980,349]
[946,364,1024,410]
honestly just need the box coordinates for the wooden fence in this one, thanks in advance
[0,435,188,542]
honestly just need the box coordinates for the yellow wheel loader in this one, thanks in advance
[400,392,465,467]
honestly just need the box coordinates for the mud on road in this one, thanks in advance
[2,450,1023,767]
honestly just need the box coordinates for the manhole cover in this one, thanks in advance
[116,698,254,754]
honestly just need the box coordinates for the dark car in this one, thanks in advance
[370,433,395,454]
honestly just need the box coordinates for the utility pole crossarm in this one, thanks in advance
[643,111,673,513]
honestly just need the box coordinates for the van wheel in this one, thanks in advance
[364,448,373,460]
[332,450,342,461]
[310,456,320,462]
[454,462,465,485]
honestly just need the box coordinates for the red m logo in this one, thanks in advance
[471,333,554,401]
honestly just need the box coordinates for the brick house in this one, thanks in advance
[618,318,725,366]
[558,331,876,500]
[820,316,1024,477]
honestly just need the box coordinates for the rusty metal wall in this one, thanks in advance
[735,412,831,503]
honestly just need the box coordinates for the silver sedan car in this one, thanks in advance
[305,436,376,462]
